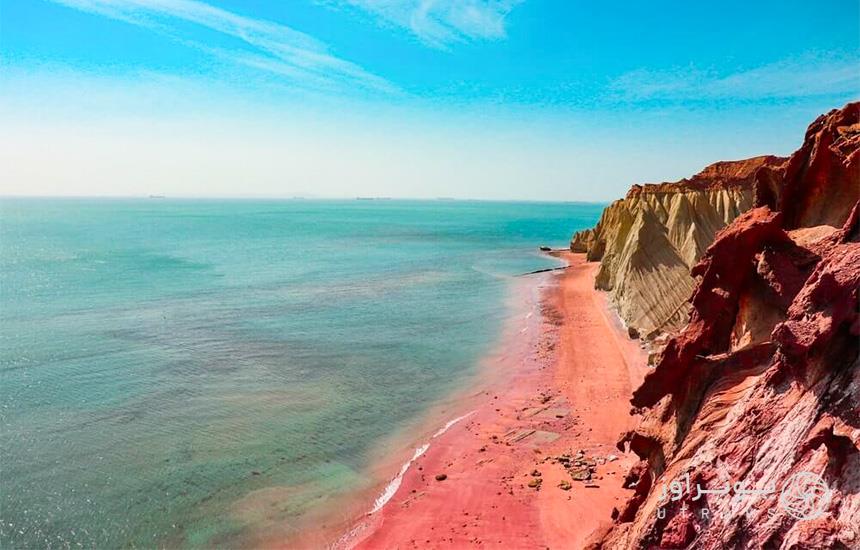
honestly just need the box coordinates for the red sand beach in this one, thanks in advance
[331,251,647,549]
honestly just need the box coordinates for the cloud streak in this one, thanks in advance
[340,0,523,48]
[50,0,396,93]
[609,55,860,103]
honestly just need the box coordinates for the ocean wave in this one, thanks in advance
[370,410,475,514]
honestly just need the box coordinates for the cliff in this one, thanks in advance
[590,102,860,549]
[571,155,785,337]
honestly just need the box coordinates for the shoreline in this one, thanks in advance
[248,263,553,549]
[334,264,553,549]
[327,252,647,548]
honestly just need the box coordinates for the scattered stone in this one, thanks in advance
[435,474,448,481]
[607,454,618,462]
[531,470,542,477]
[527,478,542,489]
[571,469,591,481]
[558,480,572,491]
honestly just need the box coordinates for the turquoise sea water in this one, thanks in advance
[0,198,602,548]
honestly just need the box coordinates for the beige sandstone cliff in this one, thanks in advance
[571,156,785,337]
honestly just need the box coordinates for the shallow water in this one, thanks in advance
[0,198,602,547]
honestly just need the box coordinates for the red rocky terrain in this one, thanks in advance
[590,102,860,549]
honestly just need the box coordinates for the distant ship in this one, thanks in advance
[148,194,166,199]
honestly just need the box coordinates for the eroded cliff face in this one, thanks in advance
[591,102,860,549]
[571,156,785,337]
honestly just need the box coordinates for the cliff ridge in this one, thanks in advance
[571,155,785,337]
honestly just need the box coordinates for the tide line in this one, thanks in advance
[370,410,476,514]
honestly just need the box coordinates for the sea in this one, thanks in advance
[0,198,602,548]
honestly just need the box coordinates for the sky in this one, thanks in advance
[0,0,858,201]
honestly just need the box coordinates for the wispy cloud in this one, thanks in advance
[609,55,860,103]
[50,0,396,93]
[339,0,523,48]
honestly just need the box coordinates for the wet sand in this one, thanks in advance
[334,252,648,549]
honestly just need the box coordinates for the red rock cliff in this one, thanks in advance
[590,102,860,549]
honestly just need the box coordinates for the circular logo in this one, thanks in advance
[778,471,832,521]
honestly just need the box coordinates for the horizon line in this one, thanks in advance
[0,193,609,205]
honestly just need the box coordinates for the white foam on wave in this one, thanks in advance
[370,443,430,513]
[432,410,476,438]
[370,410,476,514]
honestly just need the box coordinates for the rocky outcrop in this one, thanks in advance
[571,156,785,337]
[591,102,860,549]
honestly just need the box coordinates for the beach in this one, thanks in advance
[333,251,647,549]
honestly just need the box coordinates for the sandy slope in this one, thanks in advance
[339,252,647,549]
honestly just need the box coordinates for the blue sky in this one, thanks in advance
[1,0,858,200]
